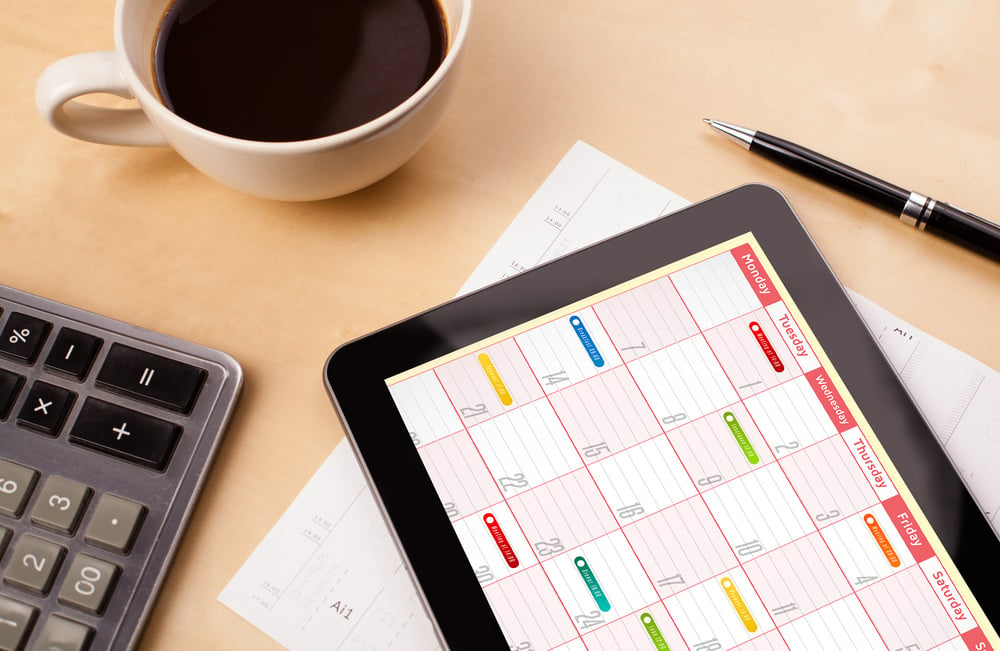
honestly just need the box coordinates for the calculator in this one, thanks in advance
[0,284,242,650]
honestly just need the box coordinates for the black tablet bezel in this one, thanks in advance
[325,184,998,649]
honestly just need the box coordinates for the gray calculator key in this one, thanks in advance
[33,615,93,651]
[0,527,9,557]
[2,534,65,595]
[0,460,38,518]
[83,494,145,554]
[0,595,37,651]
[30,477,92,535]
[57,554,119,615]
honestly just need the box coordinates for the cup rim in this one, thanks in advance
[115,0,473,152]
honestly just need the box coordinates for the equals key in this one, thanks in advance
[96,343,206,414]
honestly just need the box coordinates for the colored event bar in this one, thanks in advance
[477,353,514,405]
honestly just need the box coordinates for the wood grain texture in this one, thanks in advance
[2,0,998,647]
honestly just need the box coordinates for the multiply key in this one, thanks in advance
[96,343,206,413]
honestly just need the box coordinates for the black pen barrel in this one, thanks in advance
[926,202,1000,261]
[750,132,909,213]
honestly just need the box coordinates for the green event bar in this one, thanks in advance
[640,612,671,650]
[724,412,759,464]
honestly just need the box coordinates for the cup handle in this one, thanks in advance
[35,51,167,147]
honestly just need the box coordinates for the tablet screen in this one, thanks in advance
[383,233,998,650]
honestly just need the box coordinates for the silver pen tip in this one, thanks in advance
[703,118,713,124]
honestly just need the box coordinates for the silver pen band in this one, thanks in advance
[900,191,935,231]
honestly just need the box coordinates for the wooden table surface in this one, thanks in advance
[2,0,999,647]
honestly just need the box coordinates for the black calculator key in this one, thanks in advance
[0,313,51,364]
[69,398,182,471]
[0,369,24,420]
[44,328,103,381]
[16,382,76,437]
[96,344,206,414]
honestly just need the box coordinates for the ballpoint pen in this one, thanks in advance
[703,118,1000,261]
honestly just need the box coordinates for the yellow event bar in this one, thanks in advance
[478,353,513,406]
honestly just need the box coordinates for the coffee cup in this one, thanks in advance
[36,0,472,201]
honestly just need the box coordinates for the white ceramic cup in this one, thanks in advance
[36,0,472,201]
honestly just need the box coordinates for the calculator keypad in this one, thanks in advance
[0,285,241,650]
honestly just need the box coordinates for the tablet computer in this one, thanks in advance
[324,184,999,650]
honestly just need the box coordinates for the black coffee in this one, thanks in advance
[153,0,447,142]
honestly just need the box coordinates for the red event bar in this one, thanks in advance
[483,513,520,568]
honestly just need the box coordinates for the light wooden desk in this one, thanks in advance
[2,0,999,647]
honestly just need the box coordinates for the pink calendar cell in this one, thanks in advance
[588,434,698,525]
[387,373,464,446]
[467,400,583,496]
[505,468,619,559]
[627,336,740,430]
[668,404,775,492]
[701,462,814,560]
[548,642,587,651]
[582,603,688,651]
[544,531,660,634]
[779,597,886,650]
[452,503,536,584]
[740,532,852,625]
[743,376,839,458]
[434,339,544,423]
[418,432,502,521]
[484,565,580,650]
[732,629,790,651]
[821,504,914,589]
[703,309,800,399]
[670,250,764,330]
[625,497,737,598]
[856,565,958,651]
[516,307,623,393]
[546,364,663,459]
[779,436,878,527]
[592,275,701,361]
[662,567,773,649]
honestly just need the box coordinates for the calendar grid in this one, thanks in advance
[662,272,895,651]
[387,237,994,651]
[429,365,588,649]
